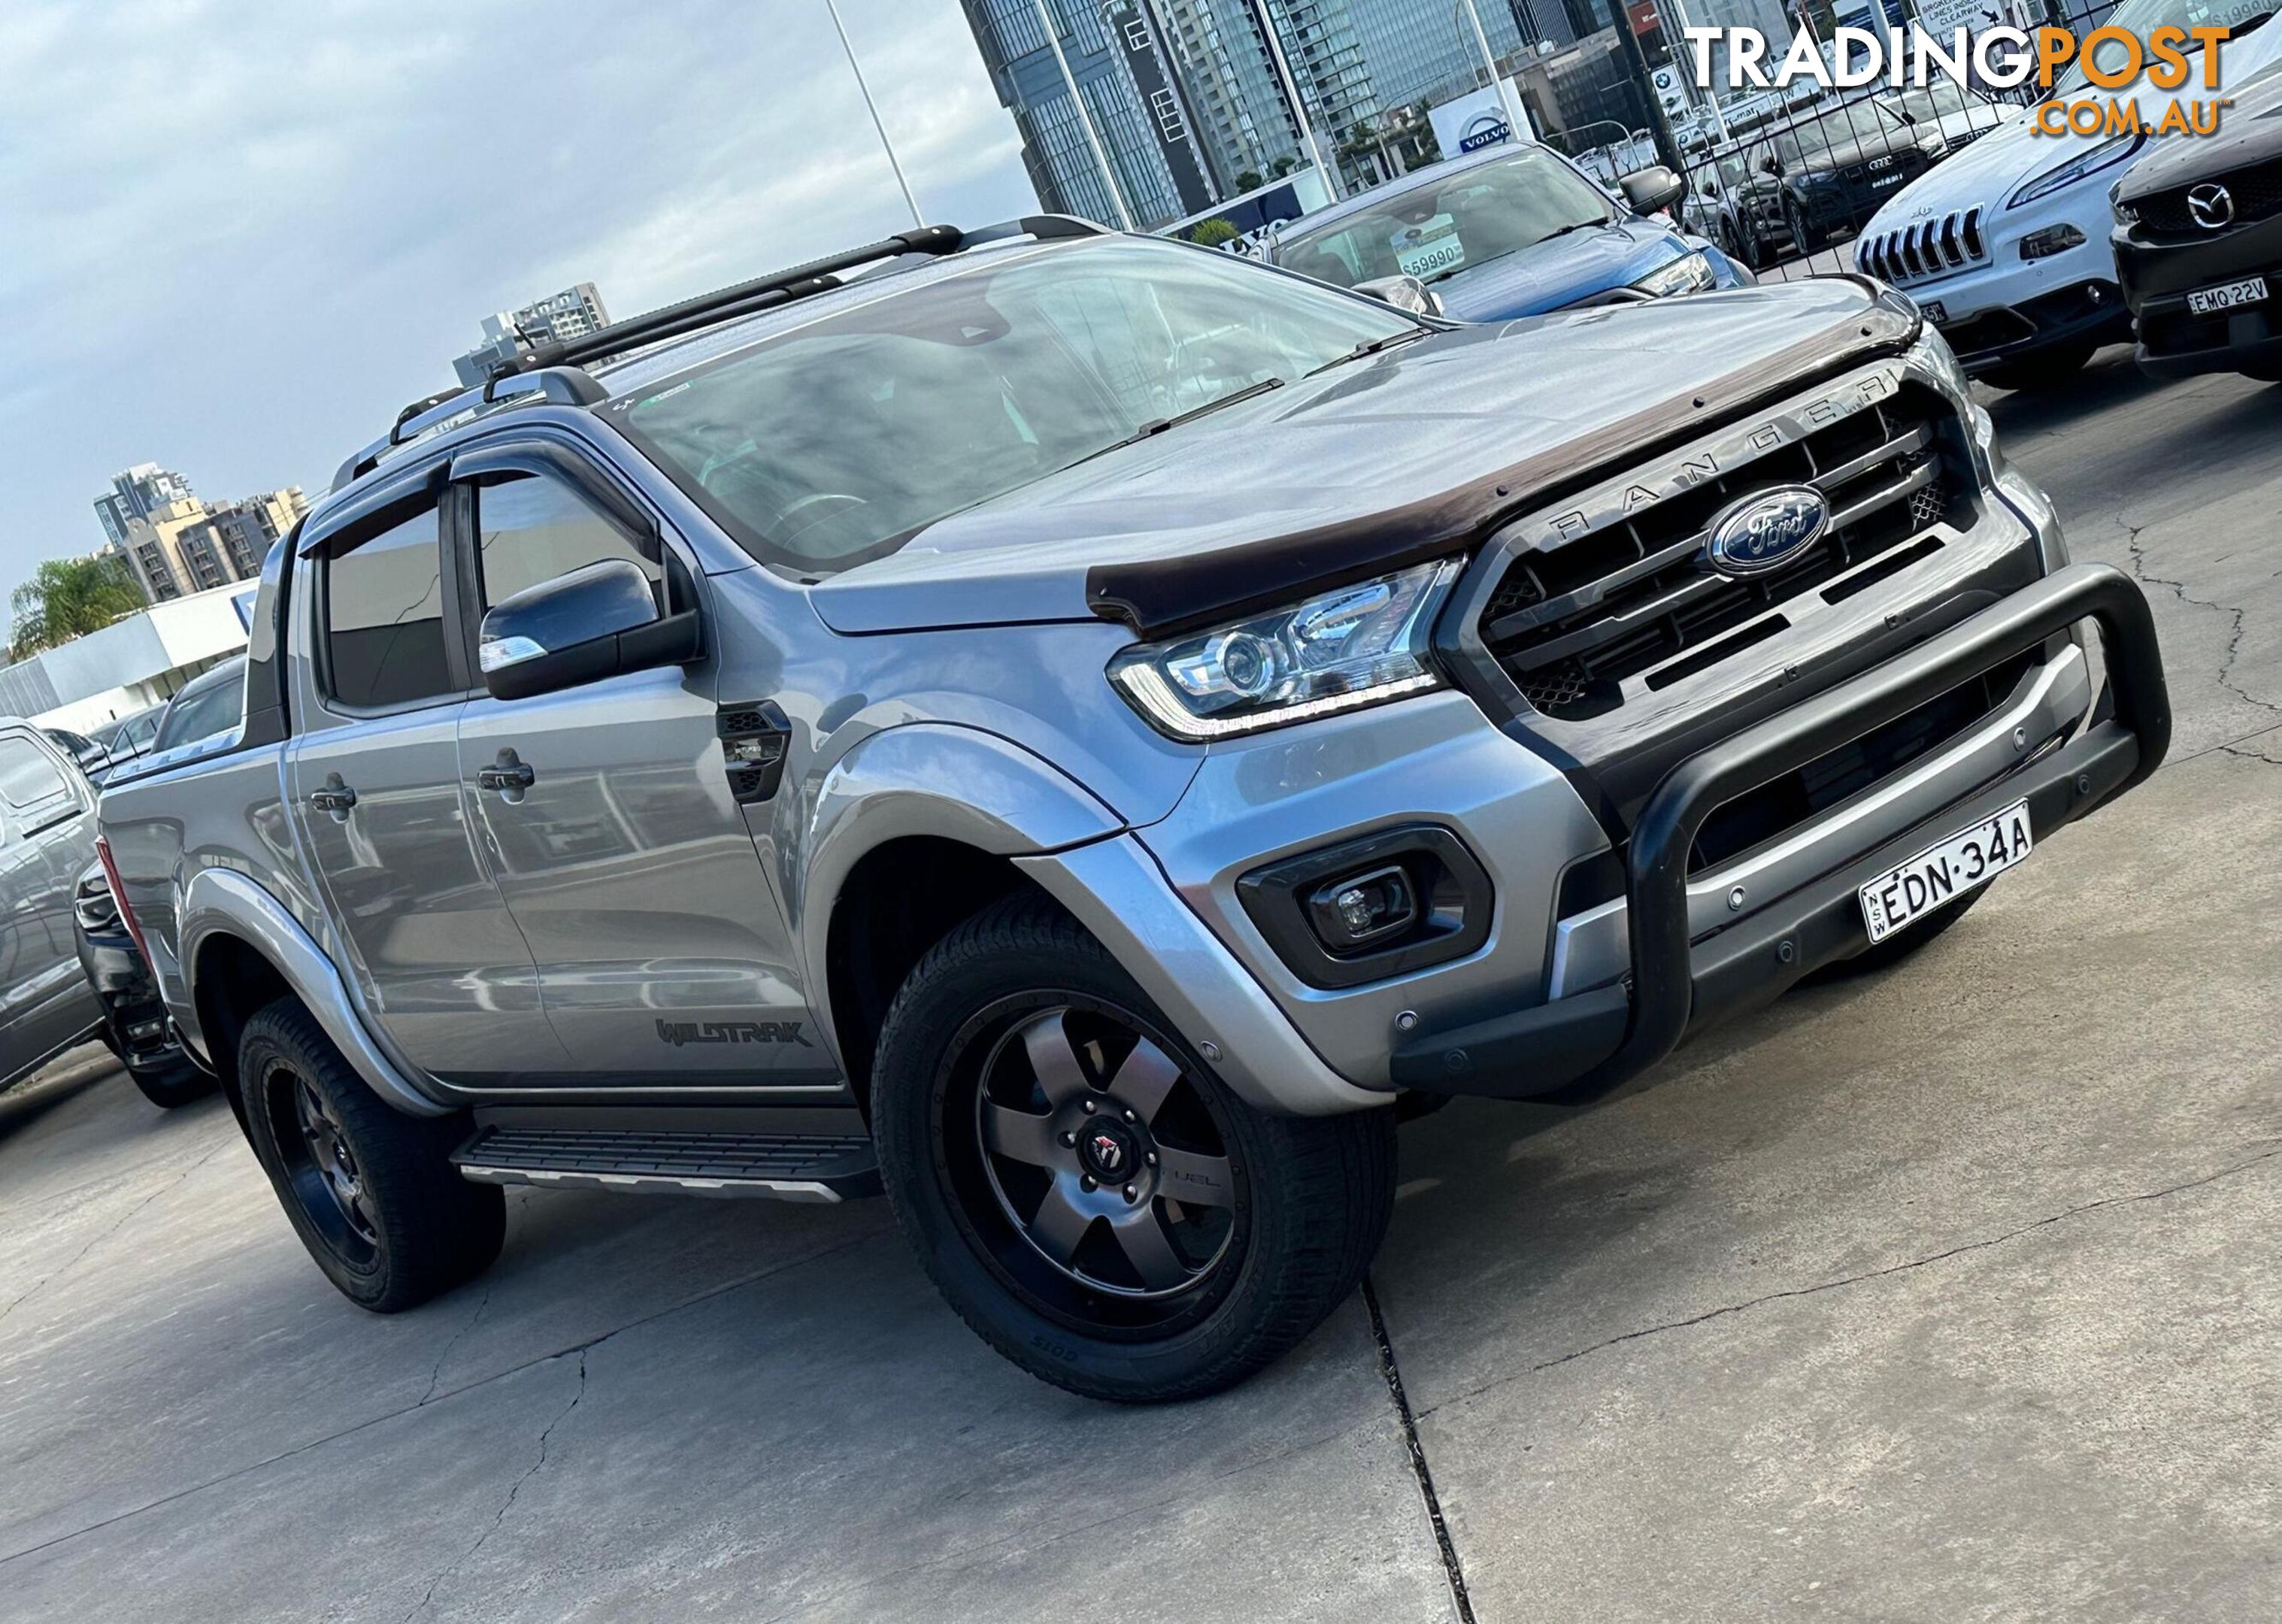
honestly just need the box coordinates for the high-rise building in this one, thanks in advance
[453,283,611,387]
[1151,1,1380,189]
[92,465,196,553]
[91,467,306,604]
[963,0,1217,230]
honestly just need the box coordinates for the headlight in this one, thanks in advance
[2110,181,2139,226]
[1632,250,1717,298]
[2008,132,2142,210]
[1108,559,1462,741]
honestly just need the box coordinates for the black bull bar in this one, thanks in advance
[1391,563,2172,1104]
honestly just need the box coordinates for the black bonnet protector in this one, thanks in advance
[1086,279,1920,641]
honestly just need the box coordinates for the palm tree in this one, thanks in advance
[8,554,144,662]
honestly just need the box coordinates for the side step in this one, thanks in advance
[450,1126,880,1204]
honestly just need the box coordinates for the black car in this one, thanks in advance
[1720,97,1944,265]
[74,862,209,1107]
[2114,69,2282,380]
[70,659,247,1108]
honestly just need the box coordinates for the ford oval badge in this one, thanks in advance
[1705,486,1829,579]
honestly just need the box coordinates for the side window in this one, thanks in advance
[473,471,659,610]
[0,739,69,811]
[154,674,245,754]
[324,504,454,710]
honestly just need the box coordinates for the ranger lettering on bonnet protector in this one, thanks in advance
[96,214,2169,1403]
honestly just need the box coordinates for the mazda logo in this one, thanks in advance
[1705,486,1830,579]
[2188,182,2235,230]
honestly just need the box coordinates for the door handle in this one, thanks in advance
[477,750,536,795]
[308,774,357,817]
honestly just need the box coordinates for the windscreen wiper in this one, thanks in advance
[1067,376,1289,468]
[1305,327,1430,375]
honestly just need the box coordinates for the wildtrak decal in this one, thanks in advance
[656,1019,814,1049]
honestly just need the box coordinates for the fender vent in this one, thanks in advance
[718,700,792,804]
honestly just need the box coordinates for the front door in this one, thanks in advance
[449,453,823,1088]
[288,490,566,1080]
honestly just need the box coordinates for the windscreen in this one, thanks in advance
[611,240,1413,575]
[1275,148,1614,291]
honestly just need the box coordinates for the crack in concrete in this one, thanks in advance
[401,1348,586,1622]
[1415,1143,2282,1423]
[0,1226,881,1570]
[1364,1278,1474,1624]
[0,1139,228,1331]
[2123,520,2282,722]
[416,1281,493,1408]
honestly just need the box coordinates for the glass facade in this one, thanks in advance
[963,0,1193,228]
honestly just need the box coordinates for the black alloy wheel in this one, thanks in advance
[944,1000,1244,1334]
[871,895,1397,1401]
[283,1074,381,1263]
[238,998,502,1312]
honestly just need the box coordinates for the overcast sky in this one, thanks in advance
[0,0,1037,594]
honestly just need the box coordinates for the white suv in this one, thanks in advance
[1858,0,2282,389]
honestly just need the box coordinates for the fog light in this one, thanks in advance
[1307,865,1417,951]
[2020,224,2086,261]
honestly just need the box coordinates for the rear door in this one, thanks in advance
[447,439,823,1089]
[286,477,568,1080]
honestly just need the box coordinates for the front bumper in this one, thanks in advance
[1386,562,2168,1102]
[2117,210,2282,378]
[1867,208,2130,370]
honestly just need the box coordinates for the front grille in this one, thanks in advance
[1477,380,1968,720]
[1859,207,1987,286]
[2134,155,2282,239]
[1689,651,2038,874]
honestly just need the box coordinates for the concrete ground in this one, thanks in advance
[3,352,2278,1623]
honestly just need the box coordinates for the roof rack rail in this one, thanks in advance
[487,223,969,381]
[332,368,608,492]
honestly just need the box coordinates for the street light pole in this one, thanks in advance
[823,0,926,230]
[1456,0,1529,146]
[1029,0,1138,229]
[1657,0,1729,146]
[1249,0,1341,200]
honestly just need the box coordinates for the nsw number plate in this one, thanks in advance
[2187,275,2268,316]
[1859,800,2032,944]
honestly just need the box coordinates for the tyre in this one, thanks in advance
[1784,199,1823,259]
[1732,217,1765,272]
[871,895,1396,1403]
[238,998,502,1312]
[1980,344,2095,392]
[1811,886,1983,982]
[126,1049,217,1110]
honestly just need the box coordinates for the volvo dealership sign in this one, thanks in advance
[1428,79,1537,158]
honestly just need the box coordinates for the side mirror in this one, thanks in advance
[478,558,699,702]
[1620,165,1684,215]
[1759,153,1784,178]
[1353,274,1444,318]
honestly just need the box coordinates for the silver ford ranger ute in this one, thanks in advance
[95,217,2171,1401]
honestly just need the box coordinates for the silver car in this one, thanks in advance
[0,723,102,1089]
[97,218,2171,1401]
